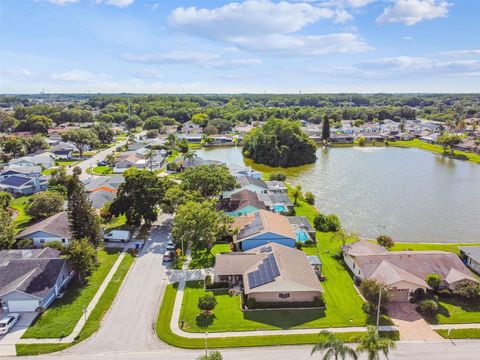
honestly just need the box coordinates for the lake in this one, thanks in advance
[196,146,480,243]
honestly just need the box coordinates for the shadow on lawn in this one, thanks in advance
[242,308,327,329]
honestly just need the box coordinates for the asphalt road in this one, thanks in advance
[63,214,173,354]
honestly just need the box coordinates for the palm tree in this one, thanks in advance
[167,133,178,152]
[183,150,197,165]
[356,326,396,360]
[311,331,358,360]
[145,149,157,171]
[292,184,302,206]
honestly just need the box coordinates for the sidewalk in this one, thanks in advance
[170,273,397,339]
[431,323,480,330]
[16,250,127,345]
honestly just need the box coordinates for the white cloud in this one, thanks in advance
[51,69,95,82]
[437,49,480,57]
[48,0,135,7]
[121,51,262,69]
[132,68,163,79]
[48,0,79,4]
[377,0,450,26]
[168,0,367,56]
[1,68,32,79]
[402,36,413,40]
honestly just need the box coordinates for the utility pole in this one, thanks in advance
[376,285,382,331]
[205,331,208,357]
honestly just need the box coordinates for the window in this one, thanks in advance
[62,239,66,243]
[279,293,290,299]
[40,239,45,244]
[353,263,356,269]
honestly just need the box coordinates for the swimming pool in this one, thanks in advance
[272,205,287,213]
[295,229,310,242]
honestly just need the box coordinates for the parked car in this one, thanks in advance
[163,250,174,262]
[97,160,107,166]
[103,230,132,243]
[166,241,176,250]
[0,313,20,335]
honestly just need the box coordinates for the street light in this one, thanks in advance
[205,331,208,357]
[376,284,386,331]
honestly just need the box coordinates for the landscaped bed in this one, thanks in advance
[16,252,135,355]
[22,248,122,339]
[158,283,399,348]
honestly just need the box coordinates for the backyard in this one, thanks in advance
[9,195,33,232]
[22,248,121,339]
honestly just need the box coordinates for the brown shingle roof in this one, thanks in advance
[232,210,296,243]
[16,211,71,240]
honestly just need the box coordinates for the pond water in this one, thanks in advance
[196,146,480,243]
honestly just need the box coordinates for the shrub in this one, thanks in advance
[358,136,366,146]
[16,238,33,249]
[269,172,286,181]
[359,279,389,308]
[246,298,257,309]
[295,241,303,250]
[204,275,212,285]
[313,213,341,232]
[454,280,480,299]
[376,234,395,249]
[205,282,229,290]
[418,300,438,316]
[304,239,314,246]
[197,350,223,360]
[246,299,324,309]
[304,191,315,205]
[362,302,373,314]
[42,240,66,253]
[198,294,217,313]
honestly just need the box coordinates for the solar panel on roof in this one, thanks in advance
[0,175,31,187]
[268,254,280,276]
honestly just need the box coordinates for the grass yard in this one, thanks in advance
[390,242,478,254]
[390,139,480,164]
[158,283,398,349]
[9,195,33,232]
[436,328,480,339]
[92,166,113,175]
[427,295,480,324]
[55,160,79,167]
[16,252,135,355]
[103,214,133,232]
[22,248,121,339]
[188,243,231,269]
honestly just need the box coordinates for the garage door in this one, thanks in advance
[389,288,409,302]
[8,300,39,312]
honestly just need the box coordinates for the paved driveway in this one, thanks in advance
[0,313,37,356]
[64,214,173,354]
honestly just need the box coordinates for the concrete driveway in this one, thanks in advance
[63,214,173,355]
[0,313,37,356]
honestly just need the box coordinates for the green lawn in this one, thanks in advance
[188,243,231,269]
[16,252,135,355]
[22,248,121,339]
[428,295,480,325]
[390,242,478,254]
[9,195,33,232]
[157,283,398,349]
[390,139,480,164]
[55,160,79,167]
[92,166,113,175]
[436,328,480,339]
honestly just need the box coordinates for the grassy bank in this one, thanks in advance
[22,249,121,339]
[157,283,398,349]
[16,252,135,356]
[436,328,480,339]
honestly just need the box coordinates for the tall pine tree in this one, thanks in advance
[67,172,102,247]
[322,115,330,142]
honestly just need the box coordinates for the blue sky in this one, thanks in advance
[1,0,479,93]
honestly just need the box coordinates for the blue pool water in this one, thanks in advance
[272,205,287,213]
[295,229,310,242]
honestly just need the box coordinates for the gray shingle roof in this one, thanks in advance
[16,211,71,240]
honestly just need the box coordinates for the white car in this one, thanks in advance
[166,241,176,250]
[0,313,20,335]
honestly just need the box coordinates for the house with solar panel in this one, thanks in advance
[0,166,47,196]
[231,210,298,251]
[214,242,323,305]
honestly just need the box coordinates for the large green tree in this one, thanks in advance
[160,184,203,214]
[66,239,97,282]
[172,200,232,250]
[67,173,102,247]
[110,168,172,225]
[242,117,317,167]
[0,192,12,210]
[322,115,331,142]
[26,191,64,219]
[181,164,237,198]
[0,208,15,250]
[62,128,99,160]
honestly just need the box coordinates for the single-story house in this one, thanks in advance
[343,240,479,301]
[0,166,42,181]
[88,188,116,209]
[231,210,297,251]
[219,189,267,217]
[167,156,223,172]
[16,211,72,247]
[83,175,124,192]
[9,152,55,169]
[113,154,143,173]
[265,180,288,194]
[227,164,262,180]
[236,176,269,194]
[257,193,293,213]
[459,246,480,274]
[0,248,73,313]
[0,174,47,196]
[180,121,203,134]
[214,242,323,304]
[177,134,203,143]
[330,134,355,144]
[52,148,73,160]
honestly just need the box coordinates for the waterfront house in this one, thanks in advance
[16,211,71,247]
[231,210,297,251]
[287,216,316,242]
[214,242,323,305]
[343,240,478,301]
[181,121,203,134]
[228,164,262,180]
[459,246,480,274]
[265,180,288,194]
[0,248,73,313]
[219,189,267,217]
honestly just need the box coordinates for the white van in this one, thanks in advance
[103,230,132,243]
